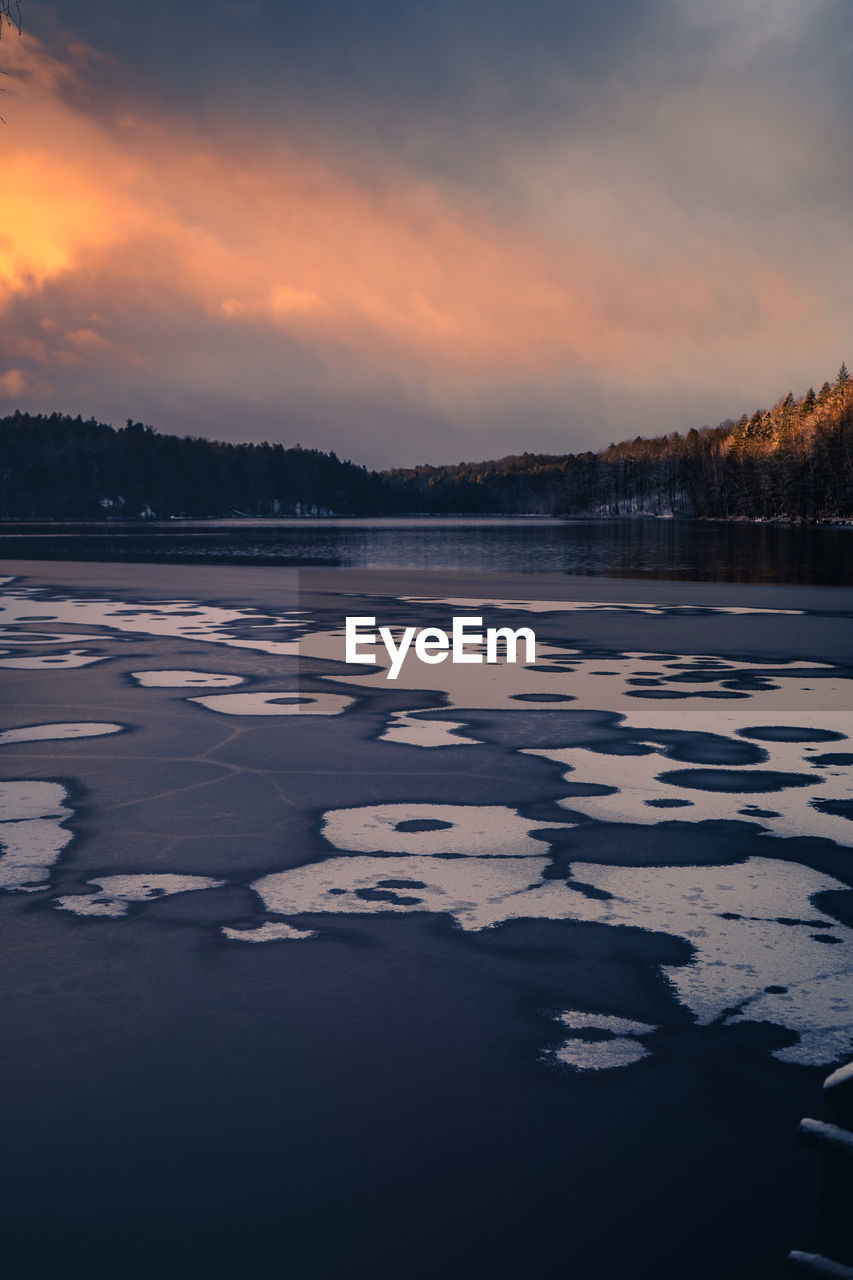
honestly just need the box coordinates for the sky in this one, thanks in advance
[0,0,851,468]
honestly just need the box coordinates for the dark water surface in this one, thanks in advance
[1,516,851,583]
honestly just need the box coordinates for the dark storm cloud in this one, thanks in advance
[40,1,853,158]
[42,0,657,119]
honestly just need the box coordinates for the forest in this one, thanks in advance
[554,366,853,522]
[0,416,390,519]
[1,366,851,522]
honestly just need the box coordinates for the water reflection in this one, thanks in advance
[0,517,850,584]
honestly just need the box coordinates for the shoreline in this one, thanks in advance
[1,513,852,527]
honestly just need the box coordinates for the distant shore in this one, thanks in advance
[1,512,852,529]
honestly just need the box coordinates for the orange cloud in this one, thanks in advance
[0,33,820,394]
[0,369,27,396]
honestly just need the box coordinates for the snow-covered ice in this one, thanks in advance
[0,781,74,891]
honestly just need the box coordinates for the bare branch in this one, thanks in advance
[0,1,22,37]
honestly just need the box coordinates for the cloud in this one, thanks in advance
[0,19,850,465]
[0,369,27,396]
[7,38,787,377]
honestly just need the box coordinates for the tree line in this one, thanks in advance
[555,366,853,522]
[1,366,851,521]
[0,416,390,518]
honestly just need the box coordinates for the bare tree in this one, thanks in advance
[0,2,21,122]
[1,2,21,35]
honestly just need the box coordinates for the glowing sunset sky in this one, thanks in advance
[1,1,851,466]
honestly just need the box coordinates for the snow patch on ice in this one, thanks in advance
[131,669,245,687]
[563,858,853,1067]
[524,735,853,847]
[551,1038,651,1071]
[251,846,853,1067]
[0,722,124,746]
[190,691,353,716]
[0,630,104,644]
[549,1011,658,1072]
[254,854,559,931]
[0,650,109,670]
[381,710,479,748]
[222,921,316,942]
[0,781,74,891]
[0,585,307,656]
[55,874,226,917]
[321,803,568,857]
[308,632,845,728]
[555,1011,658,1036]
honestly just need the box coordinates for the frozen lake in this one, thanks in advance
[1,559,851,1278]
